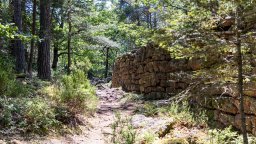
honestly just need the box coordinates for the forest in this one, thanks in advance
[1,0,256,144]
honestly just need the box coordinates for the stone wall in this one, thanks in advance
[112,44,256,135]
[194,82,256,135]
[112,44,198,99]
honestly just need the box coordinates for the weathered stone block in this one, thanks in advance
[218,112,235,126]
[166,80,176,87]
[166,87,175,93]
[212,97,238,114]
[156,73,167,80]
[160,80,167,87]
[235,114,252,132]
[234,96,256,115]
[137,65,144,74]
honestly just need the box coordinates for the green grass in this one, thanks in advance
[136,101,208,126]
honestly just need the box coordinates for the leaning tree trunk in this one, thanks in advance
[13,0,26,74]
[38,0,51,80]
[235,5,248,144]
[28,0,36,77]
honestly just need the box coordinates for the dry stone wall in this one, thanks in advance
[112,44,256,135]
[194,82,256,135]
[112,44,196,99]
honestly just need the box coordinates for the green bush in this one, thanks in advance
[0,54,31,97]
[23,98,60,134]
[0,98,59,134]
[209,126,256,144]
[0,98,22,128]
[60,69,98,114]
[0,55,14,95]
[112,112,136,144]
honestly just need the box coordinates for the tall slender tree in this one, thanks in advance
[67,0,72,74]
[38,0,51,80]
[12,0,26,74]
[235,5,248,144]
[28,0,37,77]
[52,7,64,70]
[105,46,109,78]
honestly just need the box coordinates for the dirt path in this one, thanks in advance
[1,83,211,144]
[79,84,136,144]
[26,84,136,144]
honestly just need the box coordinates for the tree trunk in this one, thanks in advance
[105,47,109,78]
[153,12,157,28]
[38,0,51,80]
[52,12,64,70]
[52,43,58,70]
[235,5,248,144]
[28,0,36,77]
[13,0,26,74]
[67,0,72,75]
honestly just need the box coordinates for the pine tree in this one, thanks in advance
[28,0,37,77]
[12,0,26,74]
[38,0,51,80]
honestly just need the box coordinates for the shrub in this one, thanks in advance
[60,70,98,114]
[136,101,208,126]
[0,98,60,135]
[112,112,136,144]
[0,54,31,98]
[23,98,60,134]
[136,102,159,116]
[141,132,157,144]
[209,126,256,144]
[0,98,22,128]
[158,101,208,125]
[6,81,31,97]
[0,54,14,95]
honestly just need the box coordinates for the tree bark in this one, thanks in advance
[13,0,26,74]
[153,12,157,28]
[235,5,248,144]
[52,43,58,70]
[38,0,51,80]
[52,11,64,70]
[105,47,109,78]
[67,0,72,75]
[28,0,36,77]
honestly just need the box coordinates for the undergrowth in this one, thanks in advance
[208,126,256,144]
[112,112,136,144]
[0,54,98,135]
[136,101,208,126]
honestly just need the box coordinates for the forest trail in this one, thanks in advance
[11,84,137,144]
[3,83,209,144]
[78,84,137,144]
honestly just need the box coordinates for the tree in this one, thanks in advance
[12,0,26,74]
[105,46,109,78]
[28,0,37,77]
[38,0,51,80]
[67,0,72,74]
[52,3,64,70]
[235,5,248,144]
